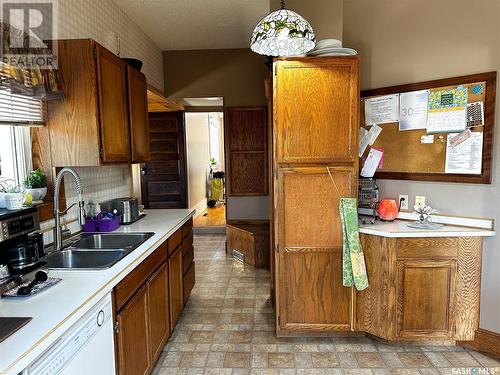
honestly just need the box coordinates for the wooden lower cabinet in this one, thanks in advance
[278,247,353,334]
[275,167,356,335]
[147,263,170,363]
[114,218,195,374]
[357,234,482,342]
[169,245,184,327]
[116,284,150,375]
[396,259,457,339]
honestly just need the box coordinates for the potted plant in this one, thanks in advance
[23,169,48,203]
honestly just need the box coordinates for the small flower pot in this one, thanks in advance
[5,193,25,210]
[25,187,47,202]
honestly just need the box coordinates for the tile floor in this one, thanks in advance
[153,234,500,375]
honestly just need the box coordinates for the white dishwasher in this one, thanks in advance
[25,294,116,375]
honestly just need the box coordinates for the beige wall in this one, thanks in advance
[59,0,164,89]
[163,49,269,107]
[185,113,211,213]
[163,49,270,220]
[270,0,343,41]
[344,0,500,333]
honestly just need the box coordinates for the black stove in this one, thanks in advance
[0,206,44,296]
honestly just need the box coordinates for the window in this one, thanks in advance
[0,126,32,186]
[0,89,42,186]
[0,90,44,125]
[208,112,224,167]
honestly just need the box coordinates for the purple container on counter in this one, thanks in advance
[83,214,121,233]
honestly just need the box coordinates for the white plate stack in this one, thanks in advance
[307,39,358,56]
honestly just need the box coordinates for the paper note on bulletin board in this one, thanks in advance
[427,87,468,133]
[364,94,399,125]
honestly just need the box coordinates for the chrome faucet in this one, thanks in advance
[53,168,86,251]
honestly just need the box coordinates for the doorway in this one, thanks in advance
[184,98,226,230]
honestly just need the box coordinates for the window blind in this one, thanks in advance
[0,89,44,125]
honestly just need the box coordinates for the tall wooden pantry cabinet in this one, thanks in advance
[272,56,360,336]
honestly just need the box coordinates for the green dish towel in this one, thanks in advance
[339,198,369,291]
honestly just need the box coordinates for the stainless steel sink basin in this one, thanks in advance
[71,233,154,250]
[45,232,155,270]
[45,249,127,270]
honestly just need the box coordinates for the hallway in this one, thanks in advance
[153,234,499,374]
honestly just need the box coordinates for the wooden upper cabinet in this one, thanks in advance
[127,66,150,163]
[226,107,268,196]
[274,57,359,165]
[96,44,130,163]
[47,39,149,166]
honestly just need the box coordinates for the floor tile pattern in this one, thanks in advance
[153,234,500,375]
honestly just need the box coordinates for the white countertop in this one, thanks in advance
[0,209,195,375]
[359,219,495,238]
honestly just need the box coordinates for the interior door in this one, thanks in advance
[127,66,150,163]
[116,284,150,375]
[276,166,356,334]
[141,111,187,208]
[95,43,130,163]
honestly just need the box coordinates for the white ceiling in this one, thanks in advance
[115,0,270,50]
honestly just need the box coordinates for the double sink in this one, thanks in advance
[44,232,154,270]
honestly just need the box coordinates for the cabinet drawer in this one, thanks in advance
[168,229,182,256]
[183,261,195,304]
[182,234,193,257]
[182,218,193,238]
[397,238,458,259]
[183,246,194,275]
[115,241,167,311]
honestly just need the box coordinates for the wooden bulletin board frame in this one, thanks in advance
[361,72,496,184]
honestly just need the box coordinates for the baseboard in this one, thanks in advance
[191,198,208,218]
[459,328,500,359]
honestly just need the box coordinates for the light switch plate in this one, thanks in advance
[415,195,426,208]
[399,195,409,210]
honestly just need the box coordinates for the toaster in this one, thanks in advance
[99,197,140,224]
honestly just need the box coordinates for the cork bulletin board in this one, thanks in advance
[360,72,496,184]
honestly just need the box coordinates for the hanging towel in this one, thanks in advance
[339,198,369,291]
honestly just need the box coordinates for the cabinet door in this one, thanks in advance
[274,57,359,165]
[96,43,130,163]
[147,262,170,363]
[116,284,150,375]
[127,66,150,162]
[226,107,268,196]
[275,166,356,334]
[396,259,457,339]
[169,246,184,327]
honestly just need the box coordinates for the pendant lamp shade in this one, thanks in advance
[250,8,315,57]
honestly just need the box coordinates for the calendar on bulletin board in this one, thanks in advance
[359,72,496,184]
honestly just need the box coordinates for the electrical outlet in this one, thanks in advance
[415,195,426,208]
[398,195,409,210]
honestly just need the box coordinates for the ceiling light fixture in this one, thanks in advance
[250,0,315,57]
